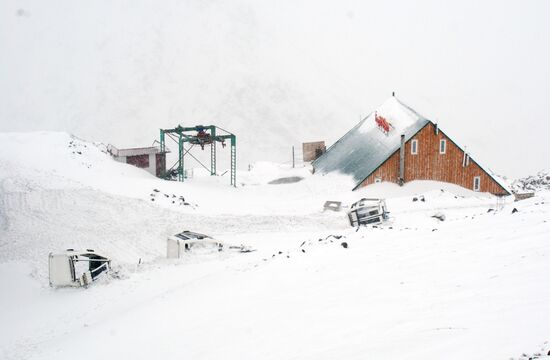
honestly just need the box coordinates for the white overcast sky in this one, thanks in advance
[1,0,549,178]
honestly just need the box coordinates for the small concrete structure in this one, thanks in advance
[108,144,166,177]
[513,192,535,201]
[302,141,326,162]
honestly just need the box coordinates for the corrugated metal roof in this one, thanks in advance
[313,96,430,186]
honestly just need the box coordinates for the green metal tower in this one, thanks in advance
[159,125,237,187]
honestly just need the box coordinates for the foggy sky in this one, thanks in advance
[1,0,549,178]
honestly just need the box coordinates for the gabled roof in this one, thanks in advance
[313,96,429,184]
[313,96,511,195]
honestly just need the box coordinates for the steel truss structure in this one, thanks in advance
[159,125,236,187]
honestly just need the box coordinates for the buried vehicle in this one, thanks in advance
[167,231,223,258]
[167,230,255,258]
[347,198,389,227]
[49,249,111,287]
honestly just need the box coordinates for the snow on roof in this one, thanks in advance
[108,144,160,157]
[313,96,429,186]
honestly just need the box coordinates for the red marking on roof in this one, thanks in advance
[375,112,392,134]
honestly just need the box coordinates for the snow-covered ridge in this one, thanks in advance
[512,170,550,192]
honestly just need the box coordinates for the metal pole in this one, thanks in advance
[160,129,165,153]
[210,126,216,176]
[178,135,184,182]
[398,134,405,185]
[292,146,295,168]
[230,135,236,187]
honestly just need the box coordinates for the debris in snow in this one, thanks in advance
[487,208,495,213]
[323,201,342,212]
[228,245,256,253]
[149,190,195,208]
[341,242,348,248]
[431,212,446,221]
[512,208,519,214]
[413,195,425,202]
[301,249,305,253]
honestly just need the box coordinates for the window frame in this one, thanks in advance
[439,139,447,154]
[411,139,418,155]
[473,176,481,192]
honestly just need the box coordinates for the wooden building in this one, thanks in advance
[313,96,510,196]
[302,141,326,162]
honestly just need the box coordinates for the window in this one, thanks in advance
[411,139,418,155]
[473,176,481,192]
[462,152,470,167]
[439,139,447,154]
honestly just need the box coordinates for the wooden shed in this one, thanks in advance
[313,96,510,196]
[302,141,326,162]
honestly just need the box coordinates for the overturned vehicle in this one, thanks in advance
[167,230,255,258]
[49,249,111,287]
[347,198,389,227]
[167,231,223,258]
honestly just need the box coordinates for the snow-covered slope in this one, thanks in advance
[1,132,549,360]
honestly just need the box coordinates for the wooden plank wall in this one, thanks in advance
[155,153,166,177]
[303,141,326,162]
[358,123,508,195]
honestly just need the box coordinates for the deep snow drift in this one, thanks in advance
[1,132,549,360]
